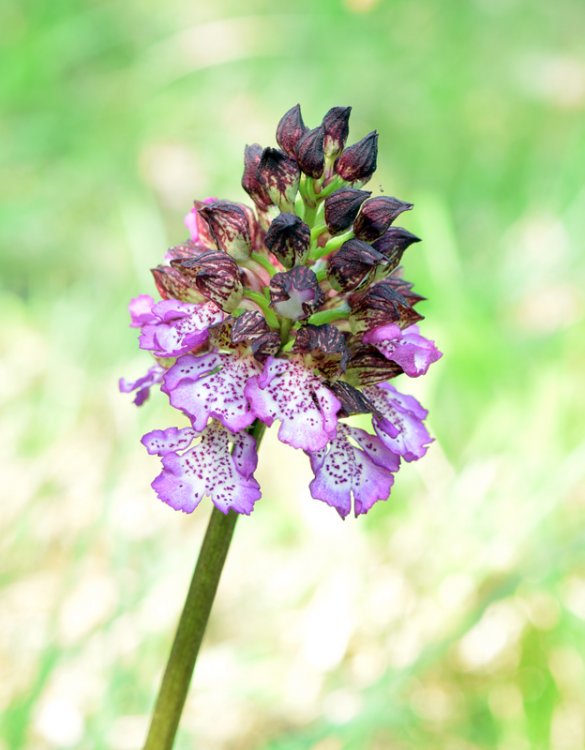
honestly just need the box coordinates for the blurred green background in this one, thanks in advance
[2,0,585,748]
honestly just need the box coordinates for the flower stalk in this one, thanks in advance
[143,421,265,750]
[121,102,442,749]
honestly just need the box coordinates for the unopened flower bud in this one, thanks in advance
[354,196,413,241]
[371,227,420,276]
[293,323,348,378]
[335,131,378,185]
[151,265,205,303]
[328,239,388,292]
[345,346,404,386]
[349,278,424,332]
[264,213,310,268]
[242,143,272,210]
[329,380,375,417]
[269,266,324,320]
[231,311,281,361]
[296,126,325,179]
[322,106,351,158]
[171,251,244,312]
[258,148,300,211]
[276,104,307,158]
[198,200,252,260]
[324,188,371,234]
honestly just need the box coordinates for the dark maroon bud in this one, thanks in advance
[258,148,300,210]
[322,106,351,158]
[372,227,421,271]
[328,239,388,292]
[198,200,252,261]
[276,104,307,158]
[348,279,424,332]
[353,196,413,242]
[150,265,204,303]
[264,212,310,268]
[345,346,404,386]
[231,310,281,361]
[171,251,243,312]
[329,381,375,417]
[335,131,378,185]
[293,324,349,378]
[386,275,426,307]
[296,126,325,179]
[269,266,324,321]
[242,143,272,210]
[324,188,371,234]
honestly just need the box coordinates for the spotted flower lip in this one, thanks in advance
[122,103,441,517]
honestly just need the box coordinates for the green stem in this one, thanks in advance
[307,306,349,326]
[249,252,277,277]
[310,223,328,242]
[243,289,279,328]
[310,230,354,261]
[315,175,346,199]
[143,422,266,750]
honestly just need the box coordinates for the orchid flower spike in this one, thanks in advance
[122,105,442,519]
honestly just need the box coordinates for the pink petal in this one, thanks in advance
[363,323,442,377]
[364,383,432,461]
[119,364,164,406]
[128,295,156,328]
[139,300,224,358]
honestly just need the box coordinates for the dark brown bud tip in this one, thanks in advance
[198,200,252,260]
[231,310,281,361]
[258,147,300,210]
[335,131,378,185]
[276,104,307,158]
[242,143,272,210]
[293,324,349,378]
[372,227,421,271]
[264,213,310,268]
[324,188,371,234]
[171,251,243,312]
[151,265,204,303]
[296,126,325,179]
[322,106,351,158]
[348,278,424,331]
[329,380,375,417]
[353,196,413,242]
[328,239,387,292]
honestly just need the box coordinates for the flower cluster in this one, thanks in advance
[121,105,441,518]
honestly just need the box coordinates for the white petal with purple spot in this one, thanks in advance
[308,424,399,518]
[245,356,340,451]
[163,352,261,432]
[364,382,432,461]
[146,421,261,514]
